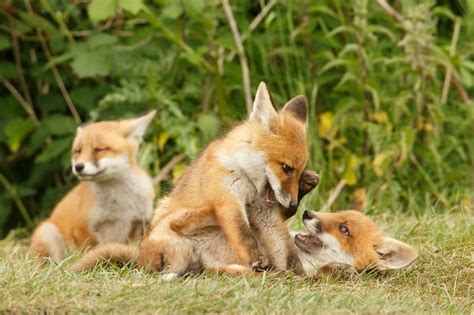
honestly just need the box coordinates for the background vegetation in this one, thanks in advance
[0,0,473,238]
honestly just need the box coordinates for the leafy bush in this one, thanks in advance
[0,0,472,237]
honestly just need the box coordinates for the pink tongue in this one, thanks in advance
[264,185,274,206]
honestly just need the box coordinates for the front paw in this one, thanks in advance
[299,170,320,196]
[251,256,274,272]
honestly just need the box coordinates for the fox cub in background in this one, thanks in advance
[29,111,156,261]
[133,82,308,275]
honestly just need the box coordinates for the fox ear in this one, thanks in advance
[249,82,278,131]
[376,237,418,270]
[123,110,156,141]
[281,95,308,126]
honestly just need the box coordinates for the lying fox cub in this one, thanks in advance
[71,207,417,276]
[294,210,417,275]
[29,111,156,261]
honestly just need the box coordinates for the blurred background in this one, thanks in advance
[0,0,472,237]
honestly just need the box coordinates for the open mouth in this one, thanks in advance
[294,233,323,247]
[76,169,105,180]
[260,182,276,207]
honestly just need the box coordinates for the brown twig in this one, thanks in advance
[152,154,186,185]
[221,0,252,113]
[226,0,277,61]
[375,0,402,22]
[320,179,346,212]
[0,75,40,126]
[451,78,471,104]
[40,35,82,124]
[24,1,81,124]
[441,19,461,104]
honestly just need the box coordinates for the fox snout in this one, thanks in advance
[290,199,298,208]
[302,210,322,233]
[74,163,85,173]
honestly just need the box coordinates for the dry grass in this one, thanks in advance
[1,209,472,314]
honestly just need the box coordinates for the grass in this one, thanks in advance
[1,208,472,314]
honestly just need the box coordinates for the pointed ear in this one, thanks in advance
[249,82,278,131]
[281,95,308,126]
[123,110,156,141]
[76,126,84,134]
[376,237,418,270]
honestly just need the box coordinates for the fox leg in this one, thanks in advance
[214,201,265,269]
[137,236,200,276]
[29,222,66,261]
[169,207,214,235]
[250,210,304,274]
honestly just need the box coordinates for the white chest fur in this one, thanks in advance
[90,172,153,243]
[218,146,268,204]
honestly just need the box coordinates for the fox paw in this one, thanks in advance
[300,170,320,193]
[251,256,274,272]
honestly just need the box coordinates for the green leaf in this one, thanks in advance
[197,113,220,142]
[88,0,118,24]
[0,61,18,79]
[119,0,146,15]
[3,118,35,152]
[70,51,112,78]
[183,0,204,17]
[35,137,72,163]
[0,34,11,51]
[163,2,183,19]
[88,33,118,48]
[43,115,77,136]
[29,127,49,153]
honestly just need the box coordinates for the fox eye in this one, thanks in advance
[94,147,110,153]
[339,224,349,236]
[73,148,81,154]
[282,164,294,175]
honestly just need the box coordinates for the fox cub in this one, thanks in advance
[29,111,156,261]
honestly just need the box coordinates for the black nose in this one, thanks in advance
[290,199,298,208]
[303,210,313,220]
[75,163,85,173]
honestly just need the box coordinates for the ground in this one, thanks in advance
[1,209,472,313]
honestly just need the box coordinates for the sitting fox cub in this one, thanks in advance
[138,82,309,274]
[29,111,156,261]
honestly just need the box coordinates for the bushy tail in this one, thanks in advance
[70,243,136,272]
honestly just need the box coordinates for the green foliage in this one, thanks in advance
[0,0,473,237]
